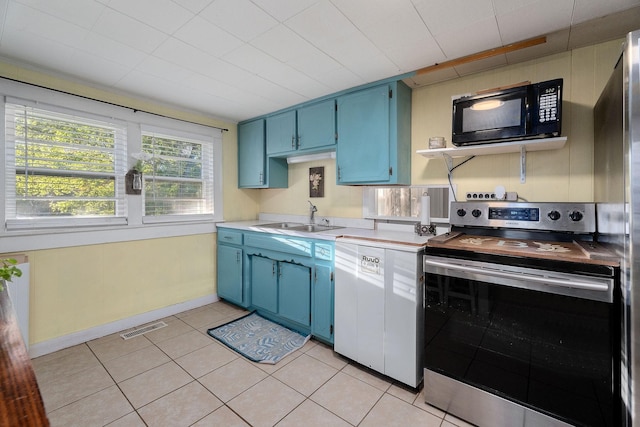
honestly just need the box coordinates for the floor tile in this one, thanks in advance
[192,405,250,427]
[137,381,222,427]
[387,382,420,403]
[199,358,268,402]
[39,364,114,412]
[310,371,384,425]
[118,361,192,409]
[87,334,152,363]
[154,329,212,359]
[342,363,392,392]
[227,377,305,427]
[179,306,231,329]
[360,393,442,427]
[176,341,238,378]
[305,342,349,370]
[273,353,338,396]
[105,412,147,427]
[47,385,132,427]
[32,344,101,386]
[276,399,351,427]
[103,344,171,382]
[210,301,249,317]
[252,348,301,375]
[143,316,195,344]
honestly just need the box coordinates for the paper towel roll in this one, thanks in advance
[420,194,430,224]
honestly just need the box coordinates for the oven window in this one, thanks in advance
[425,273,617,427]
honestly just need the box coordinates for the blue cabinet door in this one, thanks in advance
[251,256,278,313]
[312,264,334,343]
[278,262,311,327]
[266,110,296,155]
[238,119,266,187]
[297,99,336,152]
[337,85,390,183]
[217,245,244,306]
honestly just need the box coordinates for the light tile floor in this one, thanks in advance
[32,301,475,427]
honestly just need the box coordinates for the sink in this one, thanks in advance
[290,224,344,233]
[259,222,343,233]
[259,222,305,229]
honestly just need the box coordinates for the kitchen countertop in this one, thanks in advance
[217,220,434,249]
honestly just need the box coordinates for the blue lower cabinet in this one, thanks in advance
[251,256,278,313]
[278,262,311,326]
[312,264,334,344]
[217,245,244,306]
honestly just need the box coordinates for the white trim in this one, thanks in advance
[28,294,219,358]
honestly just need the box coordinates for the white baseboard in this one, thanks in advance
[29,294,219,358]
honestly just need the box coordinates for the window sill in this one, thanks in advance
[0,219,220,253]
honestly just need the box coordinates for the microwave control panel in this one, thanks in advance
[538,85,560,123]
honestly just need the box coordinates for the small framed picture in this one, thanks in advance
[309,167,324,198]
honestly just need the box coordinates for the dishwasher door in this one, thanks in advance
[335,238,425,387]
[334,240,385,373]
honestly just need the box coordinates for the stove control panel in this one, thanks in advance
[451,201,596,233]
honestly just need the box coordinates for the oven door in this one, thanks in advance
[423,255,620,427]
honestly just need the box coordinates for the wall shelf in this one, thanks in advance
[416,137,567,183]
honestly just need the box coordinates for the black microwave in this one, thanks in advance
[451,78,562,146]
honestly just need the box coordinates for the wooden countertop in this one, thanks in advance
[0,288,49,426]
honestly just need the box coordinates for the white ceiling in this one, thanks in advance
[0,0,638,123]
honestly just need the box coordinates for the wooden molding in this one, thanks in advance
[415,36,547,75]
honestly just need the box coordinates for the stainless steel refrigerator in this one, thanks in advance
[594,29,640,427]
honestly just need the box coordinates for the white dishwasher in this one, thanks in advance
[334,235,426,388]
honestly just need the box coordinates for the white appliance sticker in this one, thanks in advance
[360,254,381,275]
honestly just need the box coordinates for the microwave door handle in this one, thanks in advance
[423,258,609,292]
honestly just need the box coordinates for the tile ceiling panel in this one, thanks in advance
[0,0,637,122]
[199,0,278,42]
[104,0,194,34]
[173,16,244,58]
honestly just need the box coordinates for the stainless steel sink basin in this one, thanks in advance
[290,224,344,232]
[259,222,305,229]
[259,222,343,233]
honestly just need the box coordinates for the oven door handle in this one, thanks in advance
[423,258,610,292]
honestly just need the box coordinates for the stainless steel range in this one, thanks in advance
[423,201,621,427]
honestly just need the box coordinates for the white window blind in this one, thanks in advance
[140,127,214,220]
[4,101,127,229]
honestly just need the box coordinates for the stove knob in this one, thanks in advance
[548,210,561,221]
[472,209,482,218]
[456,208,467,217]
[569,211,583,222]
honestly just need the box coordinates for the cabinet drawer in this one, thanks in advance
[315,243,334,261]
[218,229,243,245]
[245,233,312,257]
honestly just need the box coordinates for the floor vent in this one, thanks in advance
[120,321,167,340]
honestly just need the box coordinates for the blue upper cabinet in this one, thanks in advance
[296,99,336,152]
[266,110,296,155]
[238,119,287,188]
[266,99,336,157]
[336,81,411,185]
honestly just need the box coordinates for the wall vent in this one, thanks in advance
[120,321,167,340]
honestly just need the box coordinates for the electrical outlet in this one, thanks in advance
[466,191,500,200]
[466,191,518,201]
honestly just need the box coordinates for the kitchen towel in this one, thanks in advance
[207,312,310,364]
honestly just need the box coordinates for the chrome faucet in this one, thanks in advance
[308,201,318,224]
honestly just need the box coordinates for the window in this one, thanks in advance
[4,101,127,229]
[140,127,214,221]
[363,185,454,222]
